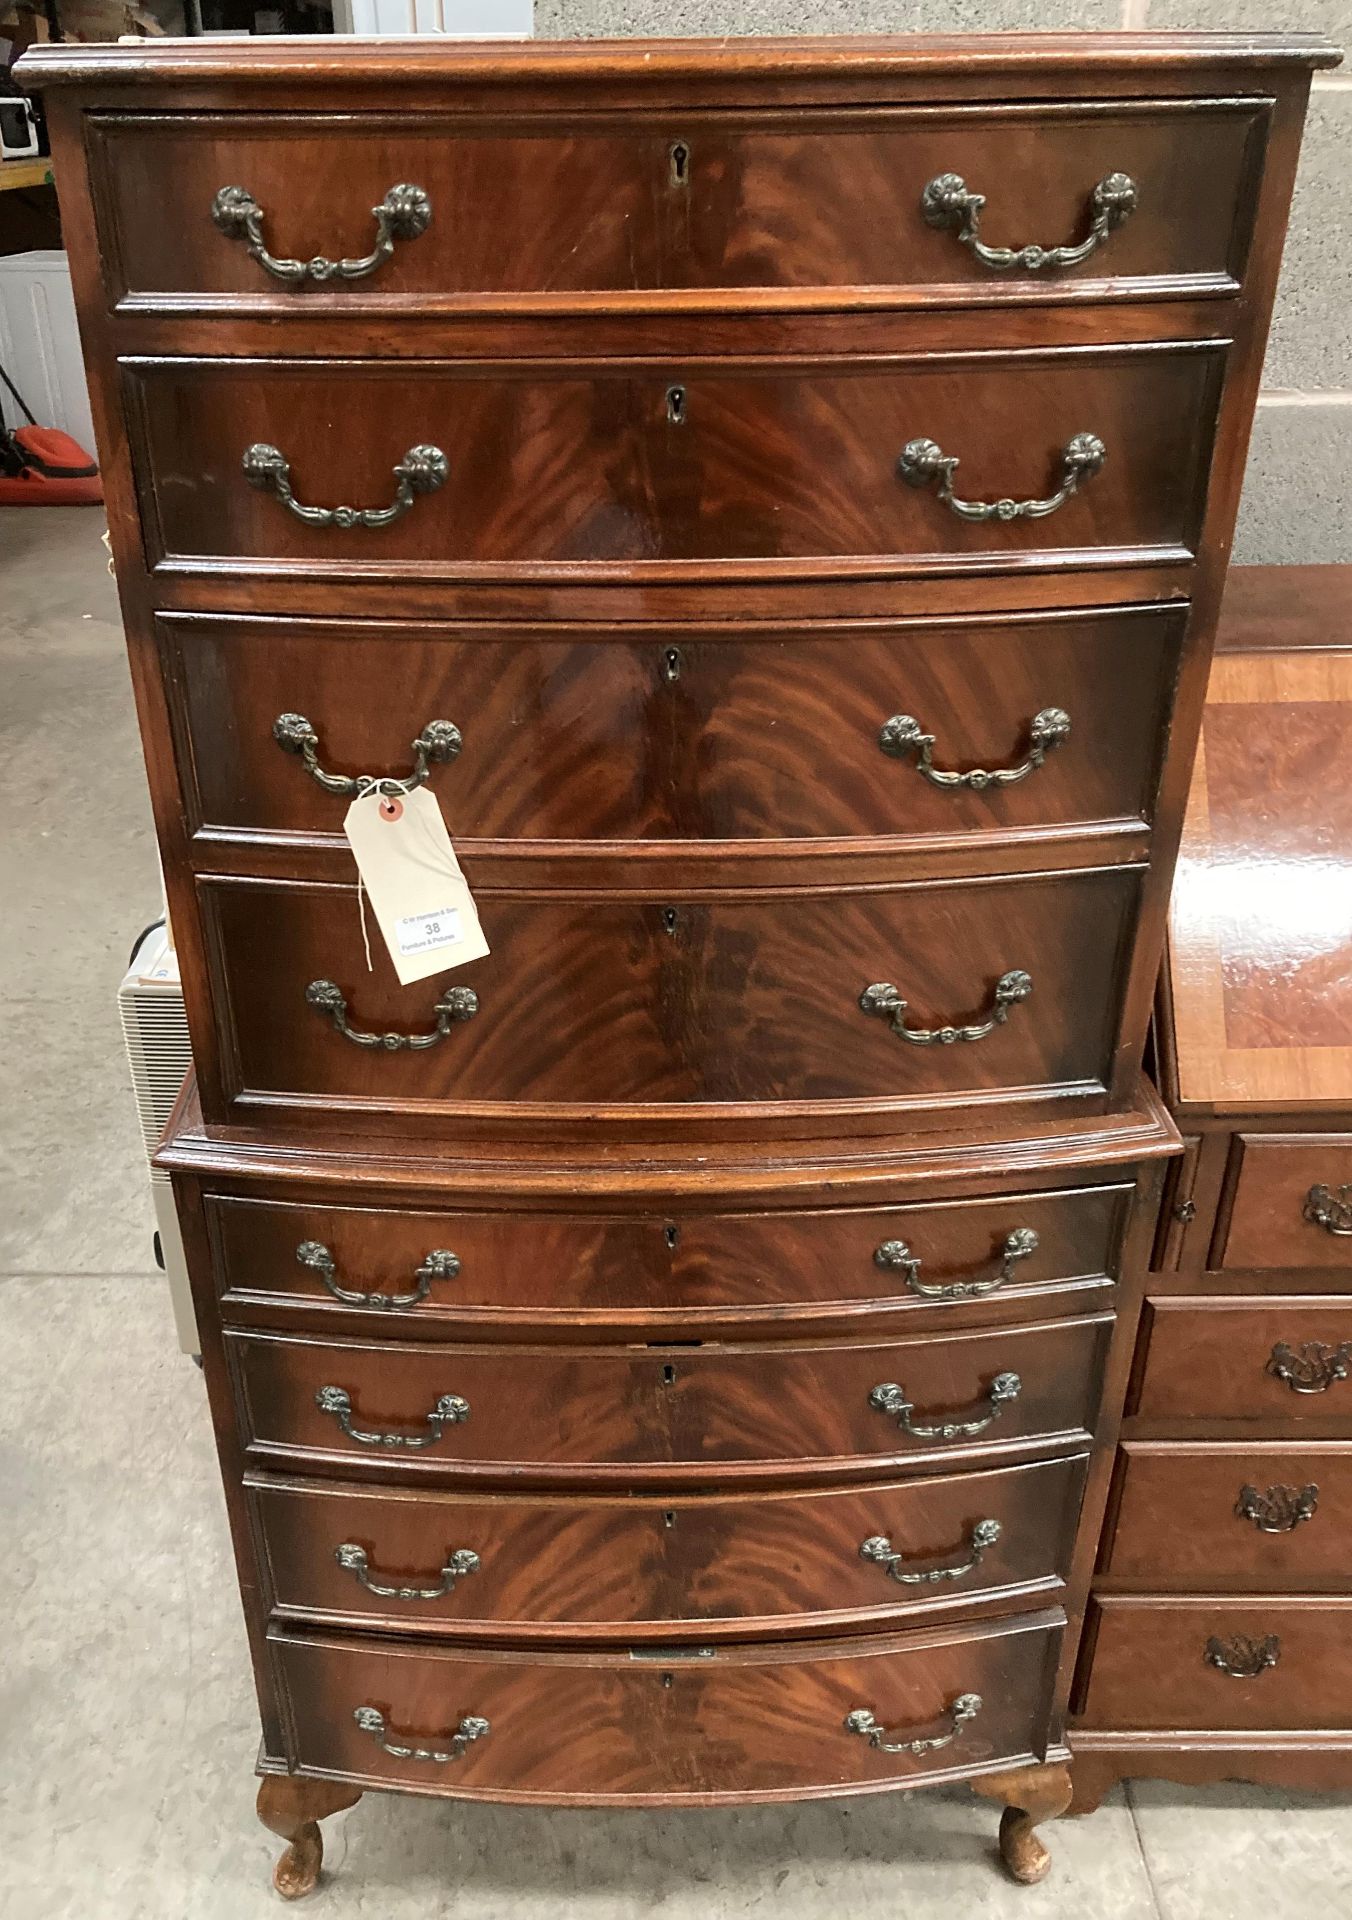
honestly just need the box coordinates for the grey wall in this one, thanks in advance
[537,1,1350,567]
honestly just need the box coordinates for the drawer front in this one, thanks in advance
[206,1182,1128,1329]
[127,350,1222,577]
[1104,1443,1352,1585]
[200,867,1137,1120]
[1078,1598,1352,1732]
[1217,1136,1352,1272]
[270,1612,1062,1800]
[252,1454,1087,1635]
[96,103,1262,306]
[229,1317,1110,1482]
[1133,1299,1352,1423]
[165,606,1182,849]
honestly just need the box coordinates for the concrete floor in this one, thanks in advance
[3,506,1351,1919]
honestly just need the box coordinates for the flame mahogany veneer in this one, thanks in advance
[22,32,1335,1896]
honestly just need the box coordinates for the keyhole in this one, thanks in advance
[670,141,690,187]
[665,1223,680,1249]
[661,645,683,684]
[661,1363,677,1386]
[666,385,686,426]
[663,1509,677,1528]
[661,907,680,937]
[662,1672,675,1688]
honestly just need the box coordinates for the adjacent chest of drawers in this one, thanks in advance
[23,30,1334,1898]
[1072,566,1352,1807]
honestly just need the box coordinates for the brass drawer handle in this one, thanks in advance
[305,978,479,1051]
[211,182,432,285]
[1266,1341,1352,1394]
[845,1692,982,1756]
[336,1542,481,1601]
[899,432,1105,523]
[243,441,448,529]
[1304,1183,1352,1235]
[860,970,1031,1047]
[1235,1484,1319,1533]
[315,1384,470,1450]
[921,170,1137,273]
[1204,1634,1280,1680]
[294,1239,460,1312]
[874,1226,1038,1300]
[353,1705,490,1764]
[273,712,462,798]
[869,1371,1021,1441]
[879,708,1071,788]
[861,1519,1002,1586]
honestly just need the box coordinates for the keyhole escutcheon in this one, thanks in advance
[670,141,691,187]
[666,385,687,426]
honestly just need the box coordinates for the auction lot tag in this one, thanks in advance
[343,787,489,985]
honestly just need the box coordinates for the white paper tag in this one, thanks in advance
[343,787,489,985]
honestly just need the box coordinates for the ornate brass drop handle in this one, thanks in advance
[242,442,449,530]
[874,1227,1039,1300]
[921,170,1137,273]
[353,1705,490,1764]
[860,970,1032,1047]
[845,1692,983,1756]
[1235,1484,1319,1534]
[272,713,462,798]
[211,182,432,285]
[336,1542,480,1601]
[305,979,479,1051]
[861,1519,1002,1586]
[1266,1341,1352,1394]
[870,1371,1021,1441]
[899,432,1106,522]
[1304,1184,1352,1236]
[315,1384,470,1450]
[1205,1635,1280,1680]
[294,1239,460,1311]
[879,708,1071,788]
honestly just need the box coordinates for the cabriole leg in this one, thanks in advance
[971,1760,1074,1884]
[256,1774,363,1899]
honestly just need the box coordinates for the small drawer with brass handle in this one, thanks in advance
[250,1454,1086,1636]
[1097,1443,1352,1586]
[211,183,433,285]
[1211,1137,1352,1272]
[229,1316,1108,1483]
[1077,1597,1352,1733]
[270,1609,1061,1799]
[1133,1299,1352,1421]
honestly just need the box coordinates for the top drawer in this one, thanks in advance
[88,101,1267,311]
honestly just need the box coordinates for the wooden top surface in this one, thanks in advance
[18,31,1341,91]
[1166,566,1352,1115]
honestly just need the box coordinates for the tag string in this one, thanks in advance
[356,871,374,973]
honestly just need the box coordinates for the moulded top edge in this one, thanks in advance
[17,31,1342,92]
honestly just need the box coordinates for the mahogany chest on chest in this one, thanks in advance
[19,30,1336,1894]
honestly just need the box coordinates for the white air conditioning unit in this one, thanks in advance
[118,923,199,1356]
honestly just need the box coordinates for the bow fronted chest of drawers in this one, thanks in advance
[1072,565,1352,1806]
[20,31,1335,1896]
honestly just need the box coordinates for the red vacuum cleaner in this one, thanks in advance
[0,359,101,505]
